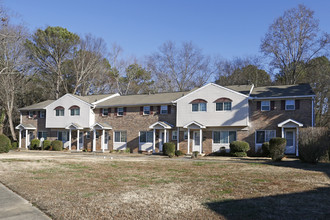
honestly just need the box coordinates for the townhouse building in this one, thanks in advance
[16,83,315,156]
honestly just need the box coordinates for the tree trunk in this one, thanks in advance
[6,110,16,141]
[0,110,6,134]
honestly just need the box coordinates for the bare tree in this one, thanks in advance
[261,4,329,84]
[0,17,28,140]
[147,41,212,92]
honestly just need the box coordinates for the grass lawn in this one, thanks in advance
[0,151,329,219]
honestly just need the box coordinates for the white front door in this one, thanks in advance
[285,130,295,154]
[79,131,84,150]
[193,131,200,152]
[104,131,109,150]
[159,131,164,152]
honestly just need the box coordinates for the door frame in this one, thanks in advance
[104,131,109,150]
[284,129,296,154]
[79,131,84,150]
[193,131,200,152]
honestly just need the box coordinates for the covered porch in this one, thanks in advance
[65,123,84,151]
[183,121,206,154]
[15,124,36,149]
[149,121,175,153]
[90,122,112,152]
[278,119,303,156]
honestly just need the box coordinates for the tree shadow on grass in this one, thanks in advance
[206,159,330,220]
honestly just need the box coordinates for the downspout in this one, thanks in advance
[312,96,314,128]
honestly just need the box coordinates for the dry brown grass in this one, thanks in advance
[0,151,329,219]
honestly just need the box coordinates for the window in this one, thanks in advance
[57,131,69,141]
[285,100,295,110]
[184,131,188,140]
[102,108,109,116]
[28,111,33,118]
[55,107,64,116]
[96,131,100,139]
[213,131,236,144]
[86,131,91,139]
[140,131,153,143]
[38,131,47,139]
[117,107,124,116]
[143,106,150,115]
[161,105,168,114]
[39,111,45,118]
[256,130,276,144]
[172,131,177,140]
[192,103,207,112]
[114,131,127,143]
[261,101,270,111]
[70,108,80,116]
[216,102,232,111]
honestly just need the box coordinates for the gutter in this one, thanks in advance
[249,95,316,100]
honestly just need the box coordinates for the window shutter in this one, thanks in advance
[295,100,300,110]
[115,108,117,116]
[140,106,143,115]
[270,101,275,110]
[150,106,153,114]
[157,106,161,114]
[100,108,103,116]
[168,105,171,114]
[108,108,111,116]
[38,111,40,118]
[257,101,261,110]
[281,100,285,110]
[124,107,127,115]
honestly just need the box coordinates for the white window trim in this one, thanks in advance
[184,131,188,140]
[191,103,207,112]
[86,131,91,139]
[70,108,80,116]
[285,100,295,110]
[212,130,237,144]
[172,130,177,140]
[102,108,109,116]
[28,111,33,118]
[117,107,124,116]
[143,106,150,115]
[39,111,45,118]
[114,131,127,143]
[55,108,65,116]
[139,131,153,143]
[255,130,276,145]
[261,101,270,111]
[160,105,168,114]
[215,102,232,111]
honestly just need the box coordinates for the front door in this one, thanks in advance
[79,131,84,150]
[28,131,34,147]
[159,131,164,152]
[104,131,109,150]
[284,130,295,154]
[193,131,200,152]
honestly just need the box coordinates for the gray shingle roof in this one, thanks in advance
[19,100,54,111]
[250,84,315,98]
[96,91,190,107]
[72,94,115,104]
[225,85,253,95]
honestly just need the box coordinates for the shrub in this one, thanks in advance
[125,148,130,153]
[0,134,11,153]
[51,140,63,151]
[269,137,286,161]
[298,127,329,163]
[230,141,250,157]
[232,152,247,157]
[192,151,199,158]
[30,139,40,150]
[11,141,18,149]
[175,150,184,157]
[43,140,51,150]
[261,142,270,157]
[163,142,175,158]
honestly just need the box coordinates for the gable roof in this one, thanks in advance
[19,100,54,111]
[96,91,191,107]
[250,84,315,98]
[225,85,253,95]
[72,94,116,104]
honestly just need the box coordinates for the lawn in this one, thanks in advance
[0,151,329,219]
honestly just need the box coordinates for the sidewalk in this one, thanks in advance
[0,183,50,220]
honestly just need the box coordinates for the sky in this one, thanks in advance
[3,0,330,62]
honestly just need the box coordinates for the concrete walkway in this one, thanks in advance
[0,183,50,220]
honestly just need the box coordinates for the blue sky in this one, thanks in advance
[3,0,330,61]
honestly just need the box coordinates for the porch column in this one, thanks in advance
[164,129,167,144]
[187,128,190,154]
[296,128,299,156]
[102,129,105,152]
[19,129,22,148]
[199,128,202,154]
[176,127,180,150]
[69,129,72,150]
[152,129,156,153]
[77,130,80,151]
[93,129,96,152]
[281,127,284,138]
[25,129,28,149]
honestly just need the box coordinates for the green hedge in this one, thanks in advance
[175,150,184,157]
[43,140,51,150]
[269,138,286,161]
[51,140,63,151]
[11,141,18,149]
[230,141,250,157]
[30,139,40,150]
[262,142,270,157]
[232,152,247,157]
[0,134,11,153]
[163,142,175,158]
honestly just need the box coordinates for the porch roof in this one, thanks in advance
[65,123,83,130]
[278,119,303,128]
[183,121,206,129]
[15,123,36,130]
[90,122,112,130]
[149,121,174,129]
